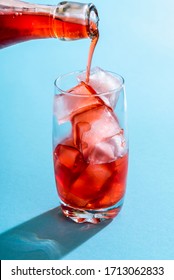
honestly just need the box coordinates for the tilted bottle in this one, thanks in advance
[0,0,99,48]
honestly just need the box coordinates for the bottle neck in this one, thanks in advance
[51,2,99,40]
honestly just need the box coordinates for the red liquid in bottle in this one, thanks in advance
[0,10,93,48]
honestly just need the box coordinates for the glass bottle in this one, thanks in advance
[0,0,99,48]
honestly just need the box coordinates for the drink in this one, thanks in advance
[54,139,128,210]
[0,0,99,48]
[86,28,99,82]
[53,68,128,223]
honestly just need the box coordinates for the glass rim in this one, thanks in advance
[54,70,125,97]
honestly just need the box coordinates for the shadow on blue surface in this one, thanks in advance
[0,206,111,260]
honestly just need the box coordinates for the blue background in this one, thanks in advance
[0,0,174,259]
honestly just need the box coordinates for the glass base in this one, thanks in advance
[60,199,124,224]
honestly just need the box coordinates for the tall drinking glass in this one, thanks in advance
[53,69,128,223]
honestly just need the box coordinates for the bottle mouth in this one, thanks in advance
[53,2,99,40]
[87,4,99,39]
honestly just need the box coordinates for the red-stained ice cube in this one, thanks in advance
[72,105,121,161]
[85,153,128,209]
[53,82,104,124]
[54,140,87,202]
[68,163,112,207]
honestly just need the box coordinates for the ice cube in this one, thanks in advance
[72,105,121,159]
[88,140,116,164]
[108,130,127,158]
[86,153,128,208]
[70,163,112,204]
[78,67,122,109]
[88,130,127,164]
[53,82,104,124]
[98,153,128,205]
[54,141,87,200]
[54,140,86,173]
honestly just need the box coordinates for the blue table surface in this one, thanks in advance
[0,0,174,260]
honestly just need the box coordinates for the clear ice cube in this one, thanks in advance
[88,130,127,164]
[78,67,122,109]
